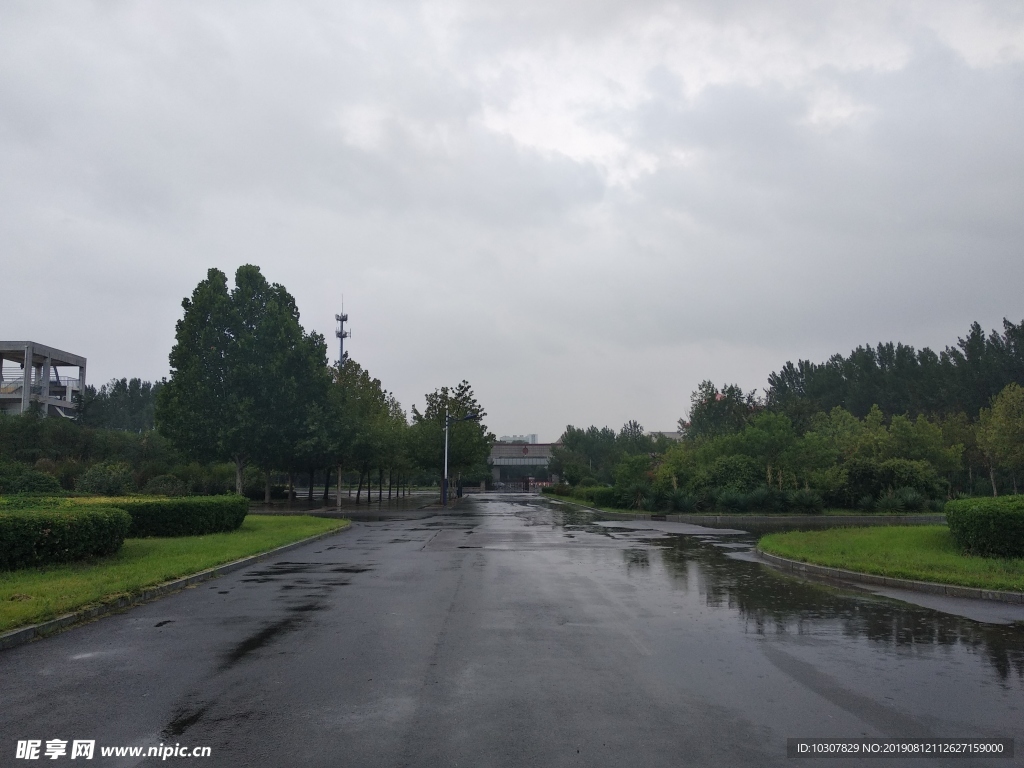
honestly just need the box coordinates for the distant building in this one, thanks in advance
[0,341,86,418]
[498,433,538,444]
[489,442,556,483]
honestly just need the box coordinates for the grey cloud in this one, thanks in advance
[1,1,1022,439]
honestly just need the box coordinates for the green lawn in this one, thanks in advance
[0,515,348,633]
[759,525,1024,593]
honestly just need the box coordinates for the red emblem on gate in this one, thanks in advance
[522,447,529,455]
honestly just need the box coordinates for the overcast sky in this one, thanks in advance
[2,1,1023,441]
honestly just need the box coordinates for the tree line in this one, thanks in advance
[156,266,494,501]
[0,265,494,500]
[551,318,1024,511]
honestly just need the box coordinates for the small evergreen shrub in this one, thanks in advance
[111,495,249,537]
[895,487,926,512]
[876,492,906,513]
[572,486,619,507]
[142,474,189,497]
[667,489,697,513]
[620,482,652,510]
[746,487,770,511]
[639,495,660,512]
[946,496,1024,558]
[790,489,824,514]
[857,494,876,511]
[0,462,62,495]
[76,462,136,496]
[0,506,131,570]
[716,489,747,513]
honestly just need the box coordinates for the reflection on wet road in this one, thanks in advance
[1,495,1021,767]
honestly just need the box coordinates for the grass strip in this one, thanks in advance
[0,515,348,633]
[758,525,1024,593]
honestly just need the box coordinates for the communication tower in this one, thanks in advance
[335,304,350,364]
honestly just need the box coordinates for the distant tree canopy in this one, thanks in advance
[766,319,1024,424]
[79,378,164,432]
[3,266,494,502]
[554,317,1024,507]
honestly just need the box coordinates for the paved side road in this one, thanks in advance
[2,497,1022,767]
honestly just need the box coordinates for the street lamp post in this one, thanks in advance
[443,406,479,507]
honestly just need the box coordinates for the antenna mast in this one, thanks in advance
[335,300,350,364]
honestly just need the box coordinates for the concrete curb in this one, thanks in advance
[757,549,1024,605]
[0,522,353,653]
[546,496,945,528]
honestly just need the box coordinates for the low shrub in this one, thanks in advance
[142,474,189,497]
[745,486,790,514]
[0,506,131,570]
[716,489,747,513]
[588,486,620,507]
[619,482,652,510]
[111,495,249,537]
[667,489,697,513]
[946,496,1024,559]
[895,487,926,512]
[790,489,824,514]
[876,492,906,513]
[640,494,660,512]
[543,484,573,497]
[76,462,136,496]
[0,462,62,495]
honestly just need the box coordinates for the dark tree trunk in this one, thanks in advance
[307,466,315,504]
[336,463,343,510]
[235,457,245,497]
[264,470,271,504]
[388,468,393,500]
[287,471,294,508]
[356,469,364,503]
[378,468,383,502]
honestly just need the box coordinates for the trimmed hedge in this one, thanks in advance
[946,496,1024,559]
[0,506,131,570]
[110,495,249,537]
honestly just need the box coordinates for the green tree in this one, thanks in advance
[681,381,758,441]
[977,383,1024,495]
[410,380,494,487]
[156,266,328,495]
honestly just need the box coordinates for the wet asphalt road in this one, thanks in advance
[2,495,1024,767]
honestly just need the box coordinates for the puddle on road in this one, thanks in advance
[496,497,1024,685]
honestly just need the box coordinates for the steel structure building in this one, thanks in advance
[0,341,86,418]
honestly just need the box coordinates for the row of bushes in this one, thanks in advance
[0,506,131,570]
[547,484,828,514]
[947,496,1024,559]
[675,455,947,509]
[0,495,249,570]
[547,482,950,515]
[1,495,250,537]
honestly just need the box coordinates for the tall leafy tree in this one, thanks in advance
[79,378,164,432]
[977,383,1024,495]
[409,380,493,485]
[680,381,759,440]
[156,265,328,494]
